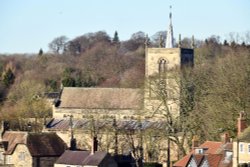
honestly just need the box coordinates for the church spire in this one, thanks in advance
[165,6,174,48]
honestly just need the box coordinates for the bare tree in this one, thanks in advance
[48,35,68,54]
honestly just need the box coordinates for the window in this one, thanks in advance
[158,59,167,76]
[0,152,3,162]
[6,156,12,164]
[240,143,244,153]
[19,152,25,161]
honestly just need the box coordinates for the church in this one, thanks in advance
[51,8,194,121]
[46,8,194,165]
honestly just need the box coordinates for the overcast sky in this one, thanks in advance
[0,0,250,53]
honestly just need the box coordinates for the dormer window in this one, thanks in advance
[195,148,208,154]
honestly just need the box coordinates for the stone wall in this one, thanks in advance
[10,144,32,167]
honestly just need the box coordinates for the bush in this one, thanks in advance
[144,162,162,167]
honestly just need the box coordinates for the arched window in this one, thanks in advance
[158,58,168,77]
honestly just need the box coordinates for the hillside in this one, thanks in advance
[0,31,249,141]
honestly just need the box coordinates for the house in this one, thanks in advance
[232,111,250,167]
[0,131,67,167]
[173,135,233,167]
[54,150,117,167]
[55,137,117,167]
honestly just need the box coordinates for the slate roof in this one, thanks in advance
[26,132,67,157]
[46,118,167,131]
[56,150,109,166]
[2,131,66,157]
[58,87,143,109]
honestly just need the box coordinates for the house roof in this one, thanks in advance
[55,150,108,166]
[206,154,223,167]
[58,87,143,109]
[26,132,67,157]
[173,154,191,167]
[180,154,222,167]
[2,131,27,155]
[56,150,91,165]
[198,141,223,154]
[82,151,108,166]
[193,154,204,166]
[2,131,66,157]
[173,141,230,167]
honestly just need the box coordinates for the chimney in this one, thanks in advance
[221,132,230,144]
[2,141,8,151]
[237,111,247,137]
[70,138,77,150]
[91,136,98,154]
[192,135,199,150]
[1,121,10,137]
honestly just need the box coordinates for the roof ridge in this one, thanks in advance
[63,87,141,90]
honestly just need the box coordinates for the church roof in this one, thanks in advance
[58,87,143,110]
[46,119,167,131]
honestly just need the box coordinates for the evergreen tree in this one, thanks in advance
[113,31,120,43]
[38,48,43,56]
[2,68,15,87]
[62,77,75,87]
[223,40,229,46]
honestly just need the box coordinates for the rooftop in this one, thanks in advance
[2,131,66,157]
[173,141,232,167]
[58,87,143,110]
[55,150,110,166]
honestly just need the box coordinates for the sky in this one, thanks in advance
[0,0,250,54]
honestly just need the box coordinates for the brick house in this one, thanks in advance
[173,137,233,167]
[0,131,67,167]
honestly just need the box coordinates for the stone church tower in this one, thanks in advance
[144,7,194,119]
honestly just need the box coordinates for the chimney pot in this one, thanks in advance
[221,132,230,144]
[192,135,199,150]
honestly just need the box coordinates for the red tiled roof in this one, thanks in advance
[173,154,191,167]
[194,154,204,166]
[206,154,223,167]
[173,141,226,167]
[199,141,223,154]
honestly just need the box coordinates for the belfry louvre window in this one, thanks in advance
[158,58,167,75]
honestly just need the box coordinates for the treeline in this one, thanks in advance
[0,31,148,121]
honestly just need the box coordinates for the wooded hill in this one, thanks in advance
[0,31,249,142]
